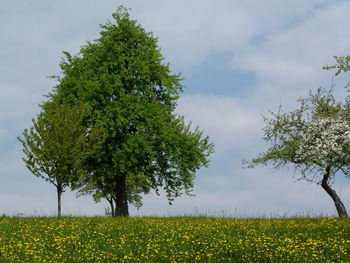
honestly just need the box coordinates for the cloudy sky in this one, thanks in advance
[1,0,350,217]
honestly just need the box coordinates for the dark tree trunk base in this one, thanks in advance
[321,167,348,218]
[114,174,129,217]
[57,188,62,218]
[107,197,115,217]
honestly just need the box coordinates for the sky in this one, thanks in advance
[1,0,350,217]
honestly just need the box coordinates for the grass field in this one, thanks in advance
[0,216,349,262]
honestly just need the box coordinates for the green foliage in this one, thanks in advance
[243,88,350,183]
[244,54,350,218]
[18,100,104,216]
[49,6,213,212]
[18,101,89,190]
[323,55,350,75]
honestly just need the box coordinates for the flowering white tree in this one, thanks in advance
[298,117,350,169]
[244,88,350,217]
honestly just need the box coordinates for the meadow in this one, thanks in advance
[0,216,349,262]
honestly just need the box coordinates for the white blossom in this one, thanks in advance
[297,117,350,163]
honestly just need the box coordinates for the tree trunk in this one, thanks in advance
[321,166,348,218]
[115,174,129,217]
[57,187,62,218]
[112,196,117,217]
[111,199,115,217]
[106,197,115,217]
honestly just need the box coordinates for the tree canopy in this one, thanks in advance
[244,87,350,217]
[18,101,102,217]
[42,7,214,216]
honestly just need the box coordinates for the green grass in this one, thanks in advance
[0,216,349,262]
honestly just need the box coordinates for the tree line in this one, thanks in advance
[17,6,350,218]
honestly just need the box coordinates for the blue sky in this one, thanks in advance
[1,0,350,216]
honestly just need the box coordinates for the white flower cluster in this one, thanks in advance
[297,117,350,163]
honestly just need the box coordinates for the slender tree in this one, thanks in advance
[244,88,350,218]
[52,7,213,216]
[18,101,101,217]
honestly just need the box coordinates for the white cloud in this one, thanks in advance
[118,0,333,70]
[232,1,350,104]
[0,129,10,142]
[0,84,43,124]
[177,94,263,154]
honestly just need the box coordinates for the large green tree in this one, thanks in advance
[18,101,101,217]
[244,88,350,218]
[51,7,213,216]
